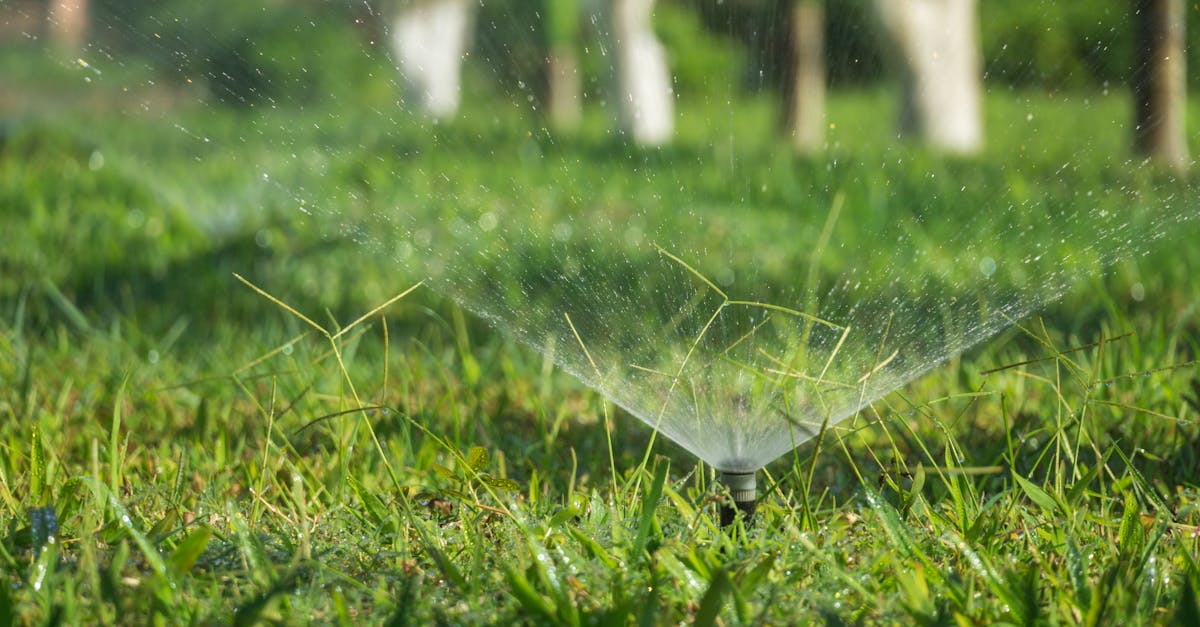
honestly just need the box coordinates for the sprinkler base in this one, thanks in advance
[718,471,757,526]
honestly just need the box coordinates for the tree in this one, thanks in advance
[604,0,674,145]
[544,0,583,129]
[389,0,474,119]
[47,0,89,52]
[782,0,825,153]
[874,0,983,154]
[1132,0,1189,172]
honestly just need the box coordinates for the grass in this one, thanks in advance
[2,48,1200,623]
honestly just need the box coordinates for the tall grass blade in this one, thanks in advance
[635,460,668,553]
[29,424,45,503]
[694,568,731,627]
[504,564,557,623]
[109,378,127,496]
[1176,576,1200,627]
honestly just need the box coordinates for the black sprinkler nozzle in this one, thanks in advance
[718,471,757,526]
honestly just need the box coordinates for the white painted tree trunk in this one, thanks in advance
[875,0,983,154]
[547,48,583,129]
[390,0,473,119]
[783,0,825,153]
[1133,0,1189,173]
[47,0,89,52]
[544,0,583,129]
[606,0,674,145]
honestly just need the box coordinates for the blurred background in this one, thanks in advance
[3,0,1195,150]
[1,0,1197,441]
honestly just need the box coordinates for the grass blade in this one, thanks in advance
[109,378,127,496]
[635,460,669,554]
[1013,473,1063,518]
[167,527,213,576]
[466,446,489,472]
[0,571,12,626]
[1117,491,1145,558]
[504,564,557,623]
[29,424,45,503]
[1176,576,1200,627]
[78,477,168,579]
[694,568,731,627]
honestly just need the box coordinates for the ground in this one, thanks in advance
[1,52,1199,623]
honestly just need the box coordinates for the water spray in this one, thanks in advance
[718,470,757,526]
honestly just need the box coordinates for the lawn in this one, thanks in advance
[1,42,1200,623]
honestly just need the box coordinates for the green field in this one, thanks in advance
[3,39,1200,624]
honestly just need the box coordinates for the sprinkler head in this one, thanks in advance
[718,471,757,526]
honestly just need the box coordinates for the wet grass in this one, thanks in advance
[2,75,1200,623]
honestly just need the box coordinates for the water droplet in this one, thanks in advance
[979,257,997,277]
[32,562,48,591]
[478,211,499,232]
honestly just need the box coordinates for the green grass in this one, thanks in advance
[2,60,1200,623]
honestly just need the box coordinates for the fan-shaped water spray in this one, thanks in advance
[22,1,1198,515]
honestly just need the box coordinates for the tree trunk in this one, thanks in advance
[390,0,473,119]
[606,0,674,145]
[783,0,825,153]
[1132,0,1189,172]
[874,0,983,154]
[547,49,583,129]
[47,0,88,52]
[544,0,582,129]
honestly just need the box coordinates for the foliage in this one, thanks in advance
[655,2,747,96]
[980,0,1200,89]
[979,0,1133,89]
[89,0,387,106]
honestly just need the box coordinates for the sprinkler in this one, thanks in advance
[718,470,757,526]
